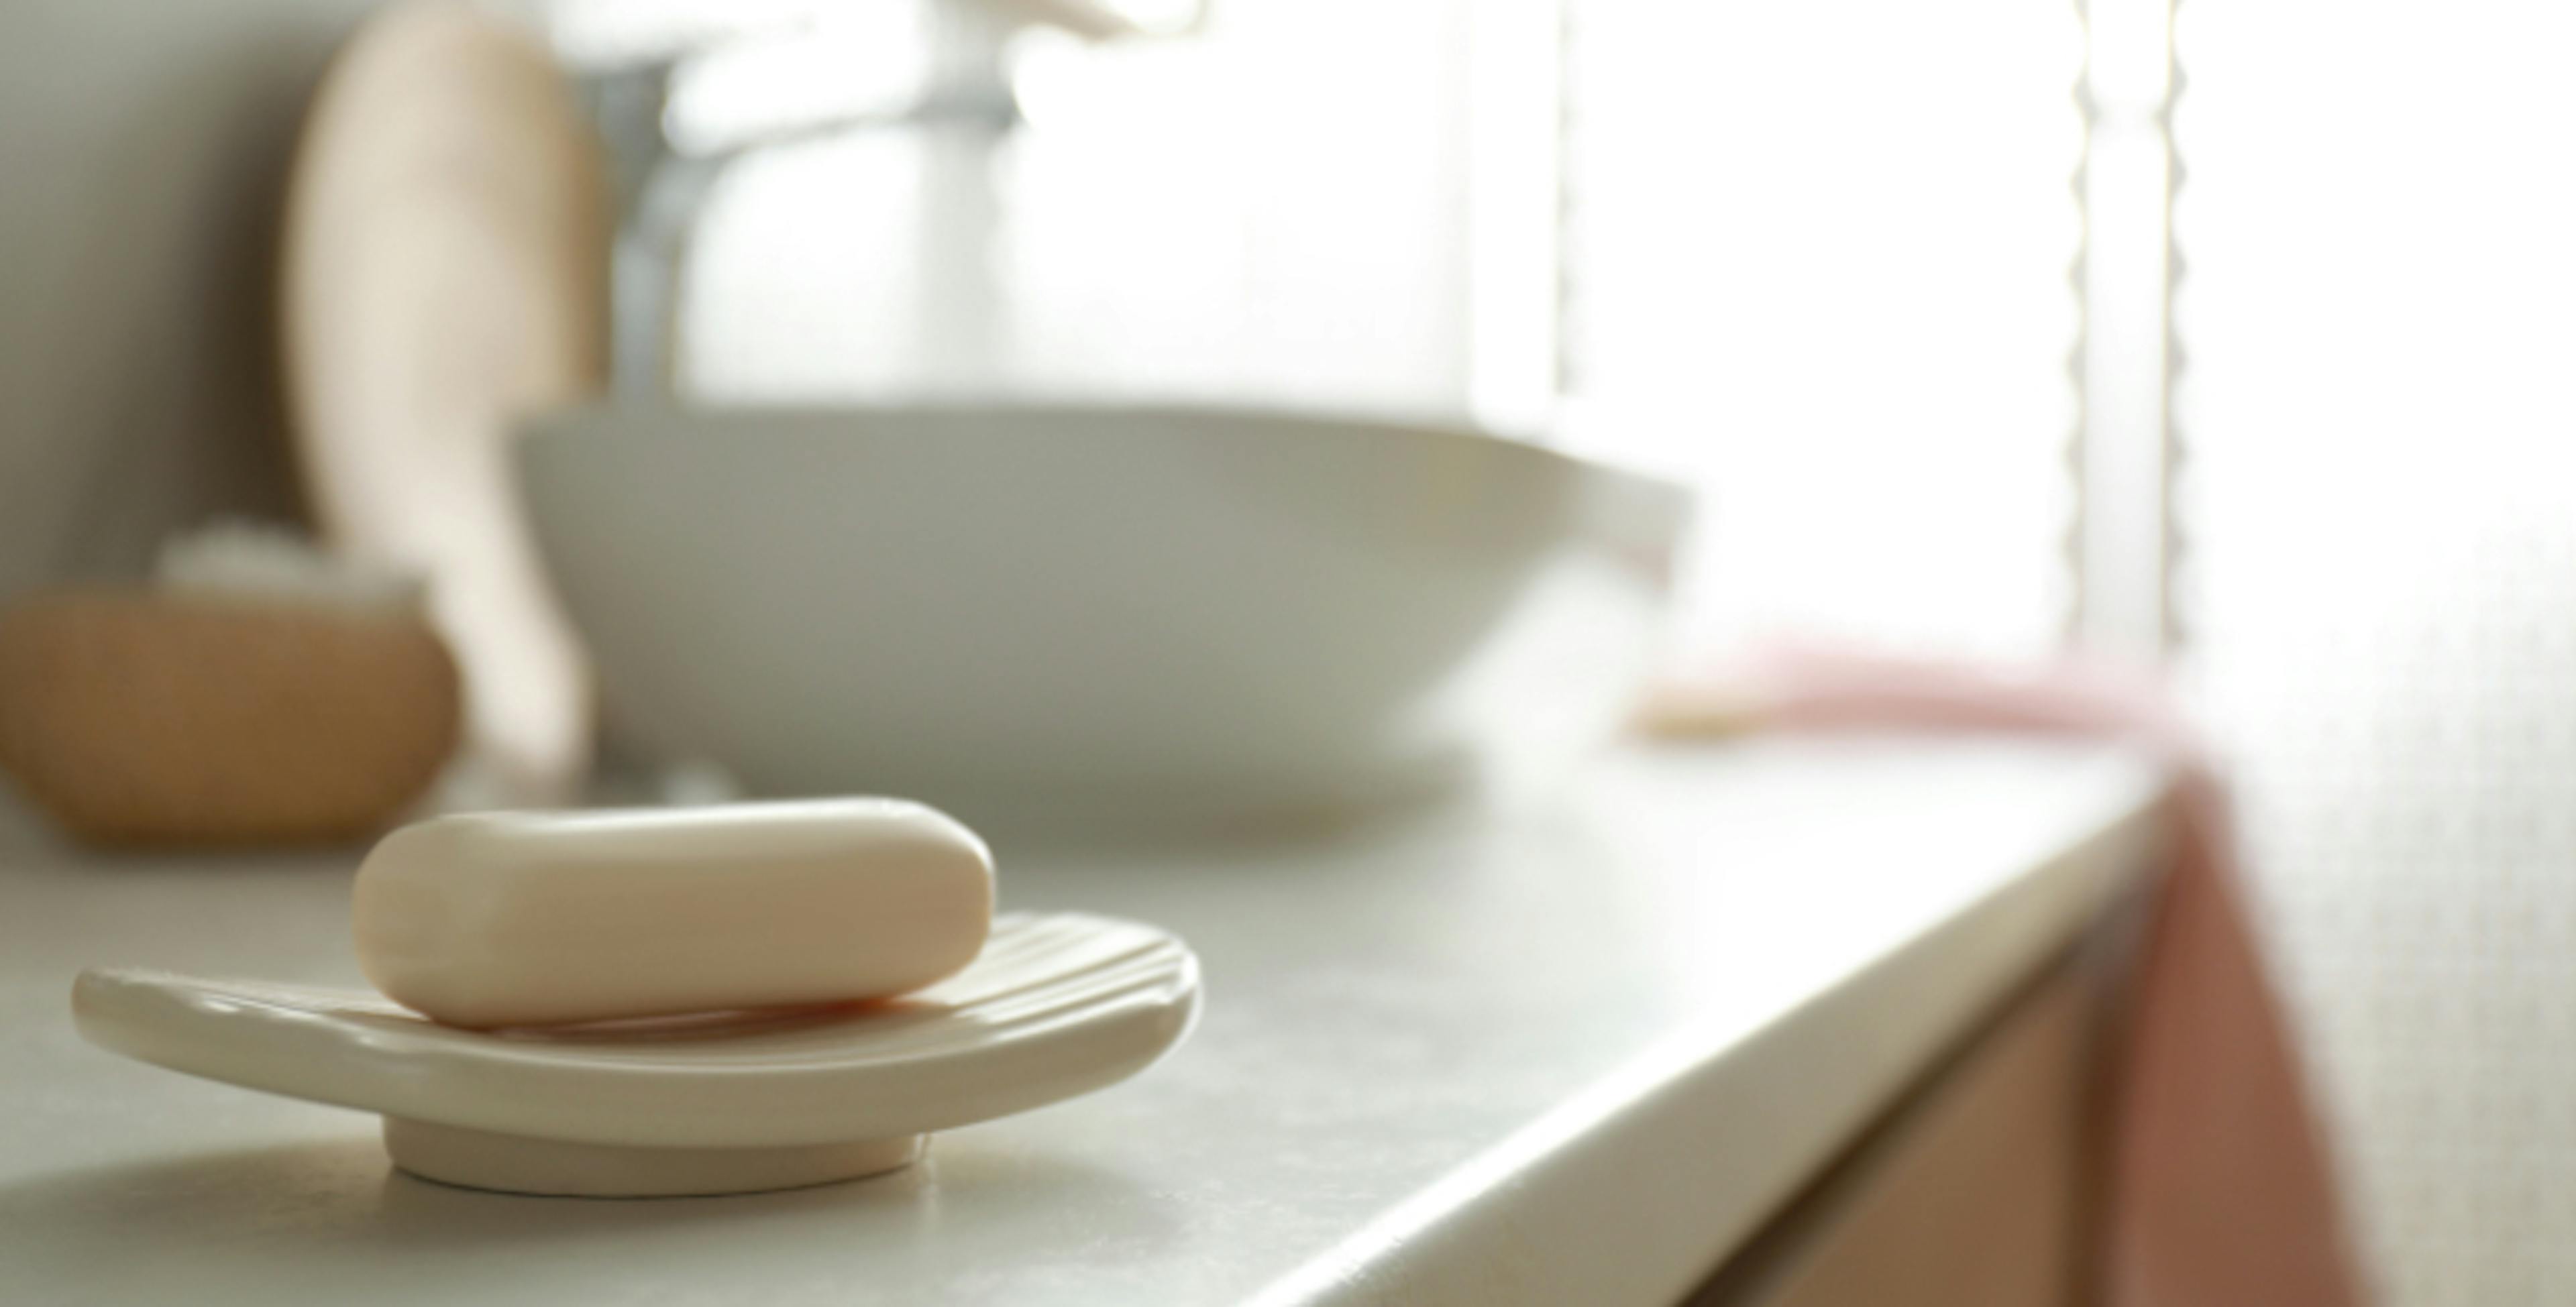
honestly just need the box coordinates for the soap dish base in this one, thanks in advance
[384,1119,928,1198]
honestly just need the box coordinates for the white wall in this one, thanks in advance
[2179,3,2576,1302]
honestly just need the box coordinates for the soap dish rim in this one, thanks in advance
[71,911,1201,1152]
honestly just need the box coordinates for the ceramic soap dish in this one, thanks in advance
[72,912,1199,1198]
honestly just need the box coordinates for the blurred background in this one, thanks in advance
[3,0,2571,1300]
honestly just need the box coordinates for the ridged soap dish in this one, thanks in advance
[71,913,1199,1198]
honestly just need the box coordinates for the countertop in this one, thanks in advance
[0,738,2166,1307]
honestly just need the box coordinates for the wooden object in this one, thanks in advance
[1695,956,2109,1307]
[280,0,608,805]
[0,590,460,846]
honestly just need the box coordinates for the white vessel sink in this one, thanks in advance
[515,404,1689,834]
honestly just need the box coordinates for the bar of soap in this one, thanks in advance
[353,799,994,1029]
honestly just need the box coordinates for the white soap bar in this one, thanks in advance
[353,799,994,1029]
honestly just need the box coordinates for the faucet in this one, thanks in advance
[577,1,1024,400]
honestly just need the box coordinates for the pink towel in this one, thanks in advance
[1642,644,2369,1307]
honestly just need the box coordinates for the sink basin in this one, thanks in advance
[515,404,1690,834]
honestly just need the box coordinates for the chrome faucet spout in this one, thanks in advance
[581,38,1019,400]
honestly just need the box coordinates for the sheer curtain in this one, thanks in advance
[1560,0,2087,660]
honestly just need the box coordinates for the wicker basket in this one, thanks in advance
[0,589,461,847]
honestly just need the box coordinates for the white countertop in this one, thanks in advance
[0,738,2165,1307]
